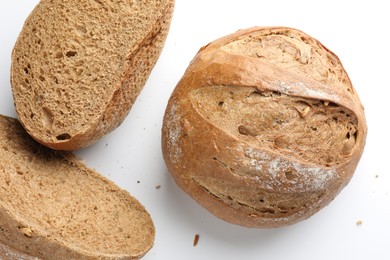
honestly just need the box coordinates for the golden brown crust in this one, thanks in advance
[162,27,367,228]
[0,242,37,260]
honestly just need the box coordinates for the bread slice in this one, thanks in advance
[0,114,155,258]
[11,0,174,150]
[162,27,367,228]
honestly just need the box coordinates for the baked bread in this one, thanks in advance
[0,114,155,258]
[162,27,367,228]
[11,0,174,150]
[0,243,36,260]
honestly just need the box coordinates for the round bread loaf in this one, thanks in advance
[162,27,367,228]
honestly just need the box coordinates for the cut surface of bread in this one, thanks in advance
[11,0,174,150]
[162,27,367,228]
[0,114,154,259]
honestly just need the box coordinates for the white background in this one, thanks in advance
[0,1,389,259]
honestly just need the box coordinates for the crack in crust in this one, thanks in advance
[191,86,358,167]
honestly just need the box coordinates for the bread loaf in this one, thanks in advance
[11,0,174,150]
[0,114,155,258]
[162,27,367,228]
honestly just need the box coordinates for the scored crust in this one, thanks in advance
[162,27,367,228]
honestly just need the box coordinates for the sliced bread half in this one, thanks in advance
[11,0,174,150]
[0,114,155,259]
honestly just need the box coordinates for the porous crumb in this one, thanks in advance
[0,115,155,257]
[11,0,174,150]
[193,234,200,247]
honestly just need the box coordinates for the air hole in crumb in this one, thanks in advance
[259,208,275,214]
[218,101,224,107]
[325,156,335,166]
[300,36,309,43]
[56,133,71,141]
[238,125,256,136]
[327,102,338,108]
[274,136,288,149]
[75,25,87,34]
[278,205,289,213]
[42,107,54,129]
[66,51,77,58]
[39,75,45,82]
[285,170,295,180]
[23,67,29,74]
[17,171,24,175]
[259,199,265,203]
[54,52,63,59]
[246,91,268,103]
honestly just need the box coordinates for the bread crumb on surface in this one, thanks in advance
[155,185,161,190]
[193,234,200,247]
[356,220,363,226]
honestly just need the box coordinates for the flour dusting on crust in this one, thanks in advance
[165,102,183,163]
[242,146,336,192]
